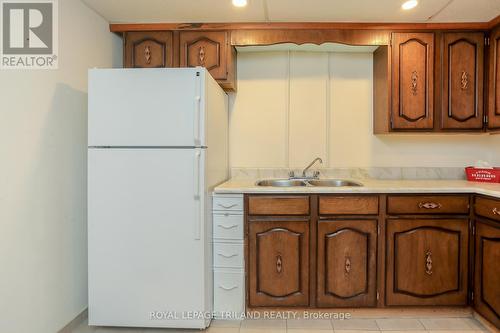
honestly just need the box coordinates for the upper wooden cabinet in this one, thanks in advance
[441,32,484,130]
[179,31,236,91]
[488,26,500,130]
[124,31,173,68]
[391,33,435,130]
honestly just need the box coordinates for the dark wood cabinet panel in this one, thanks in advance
[386,219,468,306]
[387,195,470,215]
[317,220,377,307]
[391,33,434,130]
[248,196,310,216]
[488,26,500,129]
[179,31,236,90]
[474,220,500,329]
[124,31,173,68]
[319,196,379,215]
[475,196,500,222]
[441,33,484,130]
[248,220,309,307]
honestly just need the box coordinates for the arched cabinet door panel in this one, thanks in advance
[316,220,377,307]
[474,220,500,329]
[124,31,173,68]
[442,32,484,130]
[248,220,309,307]
[386,219,468,306]
[391,33,435,130]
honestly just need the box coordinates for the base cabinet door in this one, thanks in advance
[391,33,434,130]
[474,220,500,328]
[248,220,309,307]
[317,220,377,307]
[386,219,468,305]
[442,32,484,130]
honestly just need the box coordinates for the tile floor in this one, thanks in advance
[70,316,495,333]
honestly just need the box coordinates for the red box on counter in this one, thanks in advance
[465,167,500,183]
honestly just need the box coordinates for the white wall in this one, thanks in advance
[229,51,500,168]
[0,1,121,332]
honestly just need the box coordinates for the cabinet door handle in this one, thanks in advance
[419,202,442,209]
[219,285,238,291]
[217,203,237,209]
[217,253,238,258]
[144,45,151,64]
[345,257,351,274]
[276,254,283,273]
[493,207,499,215]
[217,224,238,230]
[411,70,418,95]
[425,250,433,275]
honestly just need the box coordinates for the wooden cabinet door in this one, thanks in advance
[391,33,434,130]
[248,220,309,307]
[386,219,468,306]
[474,220,500,328]
[179,31,228,80]
[442,33,484,130]
[488,27,500,130]
[124,31,173,68]
[317,220,377,307]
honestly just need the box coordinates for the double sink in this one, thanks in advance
[256,179,363,187]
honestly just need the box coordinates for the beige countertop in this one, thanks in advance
[214,178,500,199]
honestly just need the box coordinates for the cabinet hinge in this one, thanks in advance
[485,37,490,46]
[472,225,476,236]
[377,225,380,235]
[471,291,474,301]
[376,291,380,300]
[484,115,489,125]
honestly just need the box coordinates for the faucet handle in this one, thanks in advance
[288,170,295,179]
[313,171,320,179]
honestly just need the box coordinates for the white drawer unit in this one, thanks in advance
[214,269,245,317]
[214,243,244,268]
[213,194,244,212]
[213,213,244,240]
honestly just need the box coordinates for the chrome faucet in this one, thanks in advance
[302,157,323,177]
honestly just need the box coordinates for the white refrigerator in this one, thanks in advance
[87,68,228,329]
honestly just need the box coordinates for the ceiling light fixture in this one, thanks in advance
[402,0,418,10]
[232,0,247,7]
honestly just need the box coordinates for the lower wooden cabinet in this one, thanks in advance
[474,220,500,328]
[248,219,309,307]
[386,219,469,306]
[317,219,378,307]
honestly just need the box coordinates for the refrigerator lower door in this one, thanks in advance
[88,148,210,328]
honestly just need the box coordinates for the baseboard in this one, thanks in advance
[57,308,88,333]
[472,310,498,333]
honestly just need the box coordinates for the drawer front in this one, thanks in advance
[214,270,245,315]
[213,195,244,212]
[214,243,244,268]
[248,196,310,215]
[213,214,244,240]
[387,195,470,215]
[475,196,500,222]
[319,196,379,215]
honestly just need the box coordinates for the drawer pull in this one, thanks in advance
[217,203,238,209]
[493,207,500,216]
[418,202,442,209]
[219,285,238,291]
[217,224,238,230]
[217,253,238,258]
[425,250,433,275]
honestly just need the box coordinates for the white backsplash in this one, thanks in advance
[230,167,466,180]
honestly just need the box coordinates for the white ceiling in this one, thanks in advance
[82,0,500,23]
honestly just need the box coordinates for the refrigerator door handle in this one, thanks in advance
[194,95,201,145]
[194,149,201,240]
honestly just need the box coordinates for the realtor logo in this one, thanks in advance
[1,0,58,69]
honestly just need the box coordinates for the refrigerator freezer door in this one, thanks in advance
[88,68,204,147]
[88,148,210,328]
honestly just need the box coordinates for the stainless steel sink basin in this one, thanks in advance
[255,178,363,187]
[256,179,307,187]
[307,179,363,187]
